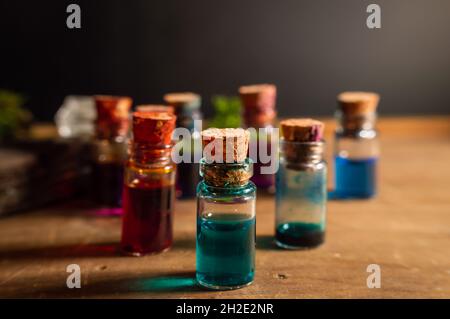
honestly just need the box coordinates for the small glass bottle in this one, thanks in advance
[121,112,176,256]
[91,95,132,216]
[275,119,327,249]
[164,92,203,199]
[334,92,380,199]
[196,128,256,290]
[239,84,277,192]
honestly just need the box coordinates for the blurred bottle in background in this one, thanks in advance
[55,95,96,139]
[239,84,277,193]
[334,92,380,199]
[91,95,132,215]
[164,92,202,199]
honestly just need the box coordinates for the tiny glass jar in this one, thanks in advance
[196,158,256,290]
[121,144,176,256]
[275,140,327,249]
[334,110,379,198]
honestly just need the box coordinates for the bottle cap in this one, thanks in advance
[280,118,324,142]
[337,91,380,115]
[94,95,132,139]
[239,84,277,109]
[239,84,277,127]
[201,128,250,163]
[132,111,176,145]
[163,92,201,110]
[136,104,175,114]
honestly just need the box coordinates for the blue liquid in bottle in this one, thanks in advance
[196,213,255,289]
[334,156,377,198]
[276,222,324,248]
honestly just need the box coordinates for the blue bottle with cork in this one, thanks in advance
[334,92,380,199]
[196,128,256,290]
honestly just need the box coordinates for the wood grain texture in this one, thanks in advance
[0,116,449,298]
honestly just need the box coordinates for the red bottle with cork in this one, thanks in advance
[121,111,177,256]
[92,95,132,216]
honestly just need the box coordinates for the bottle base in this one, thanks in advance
[121,245,171,257]
[95,207,123,216]
[330,190,376,200]
[197,278,253,291]
[275,222,325,249]
[275,239,323,250]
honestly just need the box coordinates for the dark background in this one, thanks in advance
[1,0,449,121]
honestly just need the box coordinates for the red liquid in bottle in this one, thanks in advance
[121,182,174,255]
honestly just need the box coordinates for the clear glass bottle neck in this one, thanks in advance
[336,110,377,136]
[199,158,253,188]
[128,141,173,167]
[280,140,324,165]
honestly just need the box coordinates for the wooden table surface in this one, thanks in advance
[0,116,449,299]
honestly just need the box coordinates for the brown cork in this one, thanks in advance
[201,163,252,187]
[337,91,380,115]
[132,111,176,145]
[201,128,250,163]
[280,118,324,142]
[239,84,276,109]
[136,104,175,114]
[94,95,132,139]
[163,92,201,109]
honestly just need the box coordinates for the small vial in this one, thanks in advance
[275,119,327,249]
[91,95,132,216]
[196,128,256,290]
[334,92,380,198]
[121,111,177,256]
[164,92,203,199]
[239,84,277,192]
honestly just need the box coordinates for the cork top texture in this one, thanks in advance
[280,118,325,142]
[337,91,380,115]
[136,104,175,114]
[94,95,132,138]
[132,111,176,145]
[201,128,250,163]
[239,84,277,127]
[163,92,201,110]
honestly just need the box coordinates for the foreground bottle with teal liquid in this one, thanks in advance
[334,92,380,199]
[196,128,256,290]
[275,119,327,249]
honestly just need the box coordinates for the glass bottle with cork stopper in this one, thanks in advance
[334,92,380,198]
[239,84,277,192]
[275,119,327,249]
[91,95,132,216]
[164,92,203,199]
[121,111,176,256]
[196,128,256,290]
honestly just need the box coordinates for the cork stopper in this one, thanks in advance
[201,128,250,163]
[239,84,276,108]
[280,118,324,142]
[163,92,201,110]
[337,91,380,115]
[239,84,277,127]
[94,95,132,139]
[136,104,175,114]
[132,111,176,145]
